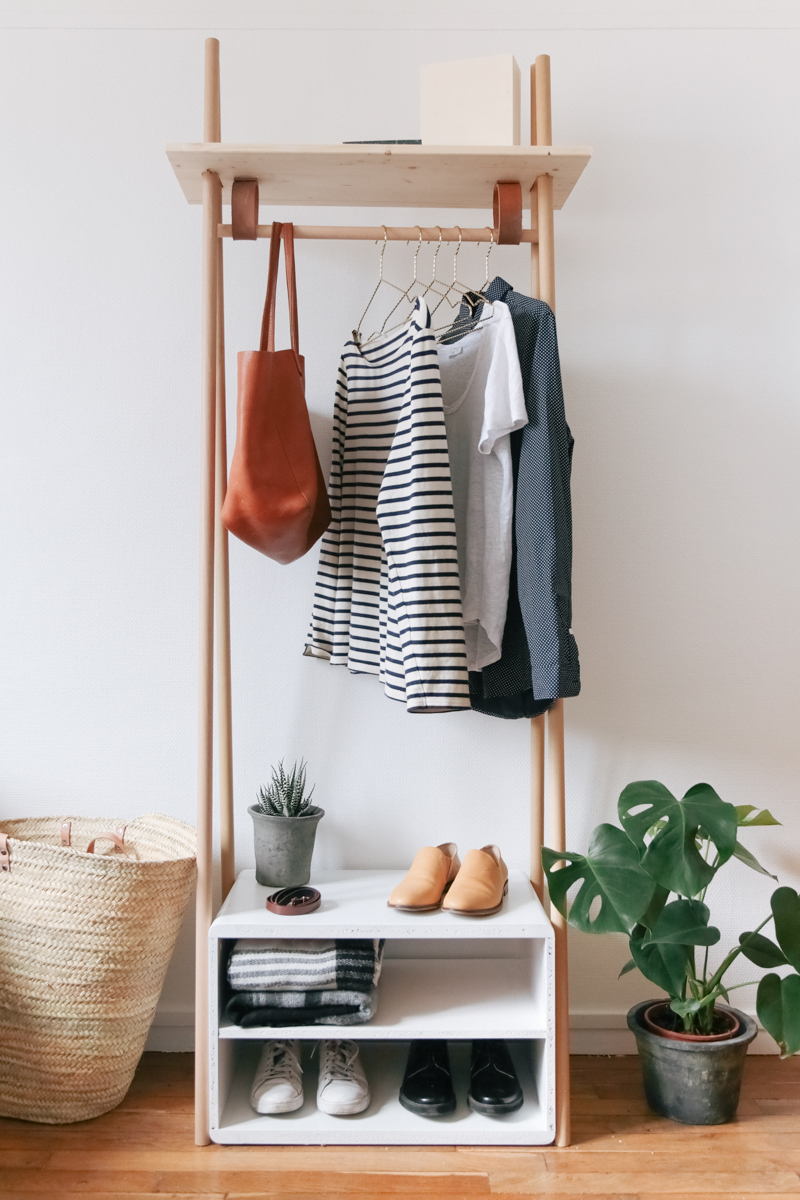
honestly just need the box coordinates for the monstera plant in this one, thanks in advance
[542,781,800,1053]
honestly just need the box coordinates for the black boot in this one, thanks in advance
[468,1040,524,1115]
[399,1040,456,1116]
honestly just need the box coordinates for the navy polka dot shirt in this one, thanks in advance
[447,277,580,718]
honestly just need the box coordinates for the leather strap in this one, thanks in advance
[231,178,259,240]
[61,821,72,847]
[86,827,128,857]
[259,221,283,353]
[258,222,300,359]
[0,833,9,873]
[282,223,300,355]
[493,181,523,245]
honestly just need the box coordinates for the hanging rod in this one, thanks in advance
[218,224,537,243]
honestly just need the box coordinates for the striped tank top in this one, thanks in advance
[304,298,470,713]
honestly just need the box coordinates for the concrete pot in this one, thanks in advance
[627,999,757,1125]
[248,804,324,887]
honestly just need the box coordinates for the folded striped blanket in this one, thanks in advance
[227,938,384,993]
[225,987,378,1028]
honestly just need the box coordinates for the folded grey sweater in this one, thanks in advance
[227,938,384,993]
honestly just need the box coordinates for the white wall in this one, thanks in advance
[2,0,799,1053]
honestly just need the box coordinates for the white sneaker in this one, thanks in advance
[250,1040,303,1114]
[317,1039,370,1115]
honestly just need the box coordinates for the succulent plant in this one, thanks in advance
[257,760,315,818]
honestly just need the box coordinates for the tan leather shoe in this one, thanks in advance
[387,843,460,912]
[441,845,508,916]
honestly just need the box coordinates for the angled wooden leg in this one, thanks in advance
[536,173,556,315]
[533,51,570,1147]
[530,714,546,901]
[195,36,221,1149]
[215,224,235,902]
[530,188,540,300]
[195,165,219,1149]
[529,65,540,300]
[547,698,570,1147]
[528,69,544,908]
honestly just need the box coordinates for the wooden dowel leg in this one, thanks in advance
[195,167,219,1148]
[547,698,570,1147]
[542,166,567,1139]
[195,35,221,1150]
[204,38,221,143]
[215,207,234,902]
[530,224,540,300]
[552,916,571,1145]
[529,66,541,302]
[534,54,552,145]
[537,175,556,312]
[533,51,569,1147]
[534,53,555,312]
[530,714,546,900]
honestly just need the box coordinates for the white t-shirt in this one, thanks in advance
[437,300,527,671]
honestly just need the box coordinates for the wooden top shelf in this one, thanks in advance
[166,143,592,210]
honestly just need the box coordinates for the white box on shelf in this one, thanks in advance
[209,869,554,1145]
[420,55,521,146]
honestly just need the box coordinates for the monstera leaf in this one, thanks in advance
[732,841,777,880]
[618,781,737,897]
[757,973,800,1057]
[641,899,720,947]
[542,823,655,935]
[772,888,800,973]
[629,924,692,996]
[670,992,718,1020]
[736,805,781,827]
[739,931,787,969]
[732,806,780,880]
[638,884,670,931]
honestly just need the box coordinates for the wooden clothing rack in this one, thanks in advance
[169,38,591,1149]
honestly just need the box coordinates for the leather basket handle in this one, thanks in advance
[86,826,128,857]
[61,821,72,846]
[0,832,9,873]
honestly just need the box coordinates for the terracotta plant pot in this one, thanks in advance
[628,1000,757,1125]
[642,1001,740,1043]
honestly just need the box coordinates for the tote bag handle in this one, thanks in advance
[259,222,300,360]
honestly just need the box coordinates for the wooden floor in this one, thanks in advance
[1,1053,799,1198]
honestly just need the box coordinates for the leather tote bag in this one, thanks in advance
[221,222,331,563]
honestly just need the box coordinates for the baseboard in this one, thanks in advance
[145,1008,195,1052]
[147,1008,779,1055]
[569,1011,778,1055]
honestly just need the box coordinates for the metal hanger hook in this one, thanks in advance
[411,226,423,285]
[452,226,463,283]
[377,225,388,280]
[483,226,495,289]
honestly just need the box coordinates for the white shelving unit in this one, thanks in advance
[209,869,555,1145]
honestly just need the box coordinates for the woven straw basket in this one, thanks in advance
[0,813,196,1123]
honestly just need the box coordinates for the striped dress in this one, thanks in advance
[304,298,470,713]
